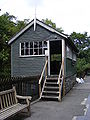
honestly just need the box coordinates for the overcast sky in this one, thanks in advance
[0,0,90,35]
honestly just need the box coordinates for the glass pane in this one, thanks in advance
[30,49,33,55]
[25,42,29,48]
[25,48,29,55]
[30,42,33,48]
[39,48,42,55]
[43,41,47,48]
[34,49,38,55]
[39,41,42,48]
[43,48,47,54]
[21,43,24,48]
[34,42,38,48]
[21,49,24,55]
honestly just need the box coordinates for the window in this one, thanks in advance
[20,41,47,56]
[72,52,76,61]
[66,45,72,59]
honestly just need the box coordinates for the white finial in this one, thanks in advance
[34,7,36,31]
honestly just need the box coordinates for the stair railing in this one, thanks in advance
[39,58,48,97]
[58,62,63,101]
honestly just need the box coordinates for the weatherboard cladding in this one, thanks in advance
[10,19,78,77]
[11,24,62,77]
[66,58,76,77]
[8,19,67,45]
[11,42,45,77]
[12,24,63,43]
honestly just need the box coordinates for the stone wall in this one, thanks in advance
[65,74,76,94]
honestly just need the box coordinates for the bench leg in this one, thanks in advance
[27,105,31,116]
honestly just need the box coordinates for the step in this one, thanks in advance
[41,95,59,99]
[46,78,58,80]
[43,91,59,94]
[44,86,59,89]
[48,75,58,78]
[46,78,58,83]
[45,82,58,85]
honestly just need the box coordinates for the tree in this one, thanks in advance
[42,18,64,33]
[0,12,28,77]
[16,19,29,32]
[70,32,90,51]
[70,32,90,77]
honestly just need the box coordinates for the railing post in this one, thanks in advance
[58,80,61,102]
[39,83,41,97]
[62,39,65,96]
[38,58,48,98]
[45,56,48,77]
[58,63,63,101]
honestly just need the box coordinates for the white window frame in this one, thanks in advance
[72,52,77,61]
[19,41,48,57]
[66,45,72,59]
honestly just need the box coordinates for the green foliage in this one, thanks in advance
[0,12,89,79]
[16,19,29,32]
[71,32,90,51]
[71,32,90,77]
[42,18,64,33]
[0,49,9,62]
[42,18,56,28]
[76,58,90,77]
[0,12,28,77]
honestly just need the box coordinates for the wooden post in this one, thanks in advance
[62,39,65,96]
[58,81,61,101]
[47,40,50,76]
[45,56,48,77]
[13,86,18,103]
[39,84,41,97]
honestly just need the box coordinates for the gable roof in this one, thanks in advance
[8,19,68,45]
[8,18,78,52]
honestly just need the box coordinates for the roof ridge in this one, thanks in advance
[8,18,68,45]
[36,18,69,37]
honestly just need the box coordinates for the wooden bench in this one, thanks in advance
[0,87,32,120]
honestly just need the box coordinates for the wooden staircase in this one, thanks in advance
[41,76,59,101]
[39,57,64,102]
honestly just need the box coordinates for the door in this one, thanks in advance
[50,40,62,75]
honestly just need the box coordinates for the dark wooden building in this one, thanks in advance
[8,19,78,101]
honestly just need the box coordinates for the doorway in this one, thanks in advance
[50,40,62,75]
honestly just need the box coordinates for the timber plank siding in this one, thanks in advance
[66,58,76,77]
[8,19,79,99]
[11,24,63,77]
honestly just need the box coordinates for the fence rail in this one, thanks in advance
[0,76,40,101]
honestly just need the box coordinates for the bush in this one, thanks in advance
[76,58,90,78]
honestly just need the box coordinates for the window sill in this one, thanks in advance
[19,55,46,58]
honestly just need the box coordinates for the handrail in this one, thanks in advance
[39,59,48,96]
[58,62,63,101]
[39,60,48,84]
[58,63,63,84]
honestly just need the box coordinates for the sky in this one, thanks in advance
[0,0,90,35]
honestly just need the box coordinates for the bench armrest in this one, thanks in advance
[16,95,32,106]
[16,95,32,101]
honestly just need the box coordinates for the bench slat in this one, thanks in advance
[2,95,5,108]
[0,103,28,120]
[10,93,13,105]
[12,92,15,104]
[5,94,8,107]
[7,93,11,106]
[0,89,14,96]
[0,87,31,120]
[0,96,3,109]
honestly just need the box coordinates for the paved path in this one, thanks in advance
[11,76,90,120]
